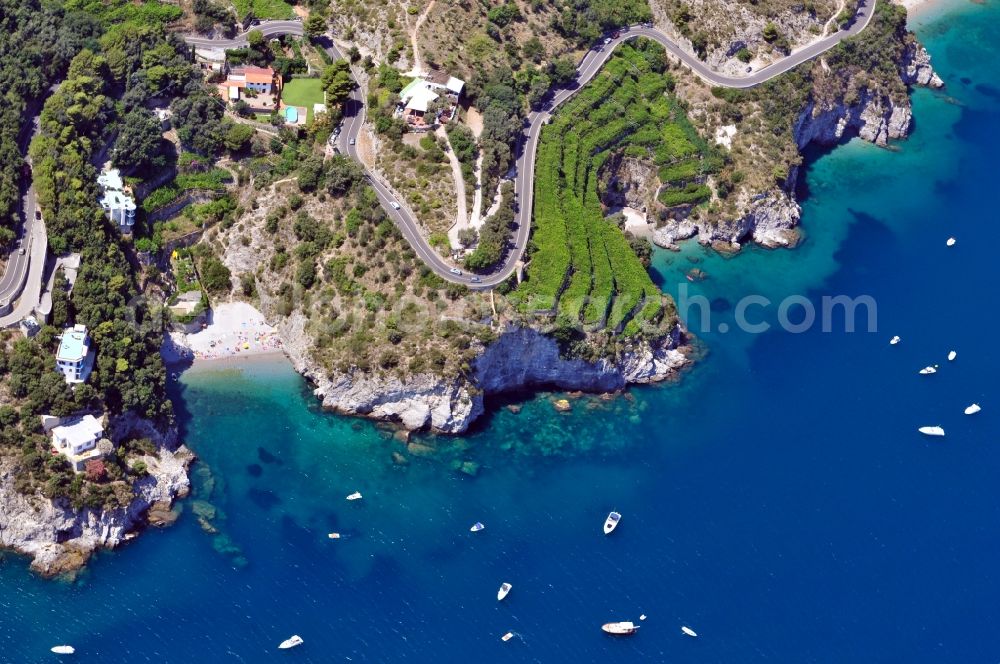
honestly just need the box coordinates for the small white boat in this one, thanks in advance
[639,614,647,621]
[946,237,956,247]
[497,582,512,601]
[501,632,514,642]
[470,522,485,532]
[602,621,639,635]
[965,403,981,415]
[889,336,900,345]
[604,511,622,535]
[681,626,698,638]
[346,491,362,501]
[918,366,938,375]
[327,532,341,539]
[948,350,957,361]
[51,645,75,655]
[278,635,304,650]
[918,426,945,437]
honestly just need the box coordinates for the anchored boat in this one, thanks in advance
[346,491,362,501]
[470,522,485,532]
[604,511,622,535]
[50,646,75,655]
[278,635,303,650]
[918,426,945,437]
[497,582,512,601]
[602,621,639,635]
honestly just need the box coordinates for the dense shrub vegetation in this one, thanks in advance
[0,0,101,246]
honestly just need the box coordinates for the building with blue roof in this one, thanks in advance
[56,324,95,384]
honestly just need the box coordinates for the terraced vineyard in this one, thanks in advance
[515,41,720,337]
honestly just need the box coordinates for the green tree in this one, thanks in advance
[112,110,165,174]
[321,60,355,106]
[223,122,254,153]
[247,30,264,48]
[304,13,327,37]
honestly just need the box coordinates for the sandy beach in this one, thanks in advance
[164,301,284,364]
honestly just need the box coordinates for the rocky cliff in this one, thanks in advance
[655,35,943,252]
[0,416,193,577]
[288,322,689,434]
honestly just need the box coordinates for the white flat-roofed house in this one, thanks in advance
[398,73,466,127]
[97,167,137,233]
[56,324,95,384]
[194,47,227,73]
[50,414,106,472]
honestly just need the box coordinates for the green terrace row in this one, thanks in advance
[514,41,719,336]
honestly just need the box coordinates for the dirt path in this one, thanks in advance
[438,126,469,249]
[405,0,436,76]
[822,0,845,36]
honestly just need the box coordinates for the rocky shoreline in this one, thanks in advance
[290,323,691,434]
[654,42,943,253]
[0,415,193,577]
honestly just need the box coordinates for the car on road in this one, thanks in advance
[390,201,401,210]
[18,248,25,255]
[449,268,463,276]
[470,276,481,283]
[35,210,41,220]
[603,37,611,45]
[746,66,752,72]
[349,137,356,146]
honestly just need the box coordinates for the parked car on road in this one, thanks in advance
[449,268,462,276]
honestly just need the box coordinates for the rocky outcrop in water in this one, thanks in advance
[654,192,801,250]
[0,416,193,577]
[289,324,689,434]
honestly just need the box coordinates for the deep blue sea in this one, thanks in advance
[2,3,998,661]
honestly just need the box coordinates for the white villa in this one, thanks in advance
[56,324,95,384]
[97,167,137,233]
[49,414,106,473]
[397,72,465,128]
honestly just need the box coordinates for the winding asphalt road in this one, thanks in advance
[0,114,46,325]
[184,7,873,288]
[183,20,304,49]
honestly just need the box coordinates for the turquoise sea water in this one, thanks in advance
[3,3,999,661]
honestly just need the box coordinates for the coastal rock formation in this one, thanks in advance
[902,42,945,89]
[287,324,688,434]
[654,192,801,250]
[0,417,193,577]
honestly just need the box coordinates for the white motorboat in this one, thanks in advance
[602,621,639,635]
[346,491,362,501]
[497,582,512,601]
[681,626,698,638]
[948,351,957,361]
[501,632,514,642]
[639,614,647,621]
[604,511,622,535]
[278,635,304,650]
[50,646,75,655]
[918,426,945,437]
[470,522,485,532]
[946,237,956,246]
[965,403,982,415]
[919,366,938,375]
[890,336,900,345]
[327,532,341,539]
